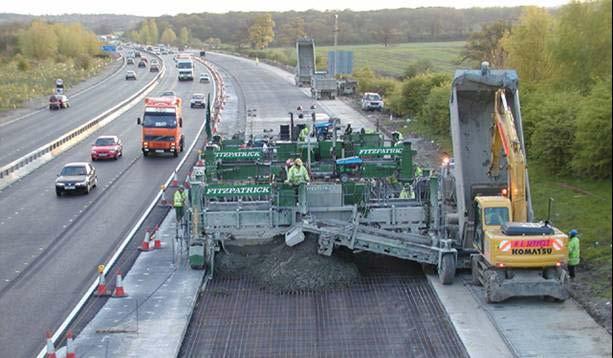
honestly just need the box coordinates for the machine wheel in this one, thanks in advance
[471,255,482,286]
[339,173,349,183]
[438,254,456,285]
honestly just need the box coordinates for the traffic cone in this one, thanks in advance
[138,228,151,251]
[153,224,162,249]
[112,270,127,298]
[170,171,179,187]
[159,185,170,207]
[65,330,76,358]
[45,331,56,358]
[183,175,191,190]
[94,265,110,297]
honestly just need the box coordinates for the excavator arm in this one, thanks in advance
[488,89,528,222]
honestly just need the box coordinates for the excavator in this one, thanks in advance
[468,87,570,302]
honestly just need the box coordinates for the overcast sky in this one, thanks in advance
[2,0,569,17]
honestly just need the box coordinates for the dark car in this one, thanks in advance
[138,60,146,68]
[149,64,160,72]
[91,135,123,161]
[126,71,137,80]
[49,95,70,110]
[55,162,97,196]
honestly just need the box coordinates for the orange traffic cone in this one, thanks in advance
[65,330,76,358]
[45,331,56,358]
[153,224,162,249]
[112,271,127,298]
[159,185,170,207]
[170,171,179,187]
[94,265,110,297]
[138,228,151,251]
[183,176,191,190]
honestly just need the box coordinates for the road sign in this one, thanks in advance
[328,51,353,75]
[101,45,116,52]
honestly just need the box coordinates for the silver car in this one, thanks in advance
[55,162,97,196]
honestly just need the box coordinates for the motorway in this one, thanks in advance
[0,54,160,167]
[0,54,211,356]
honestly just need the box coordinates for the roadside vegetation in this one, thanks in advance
[0,21,108,112]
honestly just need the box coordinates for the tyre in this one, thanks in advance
[471,255,481,286]
[143,150,149,157]
[93,177,97,188]
[438,254,456,285]
[173,151,178,158]
[114,154,119,160]
[190,104,194,108]
[180,137,185,152]
[91,157,96,161]
[55,189,62,197]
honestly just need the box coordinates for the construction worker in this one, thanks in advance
[344,123,353,136]
[286,158,310,186]
[173,185,189,223]
[391,131,404,146]
[298,126,309,141]
[568,229,580,279]
[415,165,423,178]
[399,184,415,199]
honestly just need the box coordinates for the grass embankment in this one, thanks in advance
[0,57,111,112]
[529,167,612,299]
[243,41,466,77]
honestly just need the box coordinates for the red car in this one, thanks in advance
[91,136,123,160]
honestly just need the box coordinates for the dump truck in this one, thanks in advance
[311,73,338,100]
[295,38,315,87]
[444,63,569,302]
[185,63,569,303]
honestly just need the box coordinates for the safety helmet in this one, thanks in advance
[294,158,303,166]
[569,229,577,238]
[178,185,184,190]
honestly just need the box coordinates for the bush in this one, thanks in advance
[419,84,451,137]
[74,54,91,70]
[16,55,29,71]
[572,78,612,178]
[398,72,450,117]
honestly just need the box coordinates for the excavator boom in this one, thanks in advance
[489,89,527,222]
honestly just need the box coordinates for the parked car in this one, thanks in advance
[91,135,123,161]
[55,162,97,196]
[199,73,210,83]
[49,95,70,110]
[190,93,206,108]
[361,92,384,111]
[125,71,137,80]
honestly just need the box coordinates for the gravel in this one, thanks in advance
[214,237,360,293]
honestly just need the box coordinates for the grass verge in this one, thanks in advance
[0,57,111,112]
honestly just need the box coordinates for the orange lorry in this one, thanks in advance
[137,97,185,157]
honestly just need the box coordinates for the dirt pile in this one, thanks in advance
[214,237,360,292]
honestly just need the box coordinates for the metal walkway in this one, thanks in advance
[180,258,468,358]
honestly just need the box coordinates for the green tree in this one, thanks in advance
[419,84,451,137]
[160,27,177,45]
[248,14,275,49]
[502,7,552,83]
[526,91,581,174]
[179,27,190,46]
[402,59,433,80]
[137,21,150,45]
[18,21,58,60]
[205,37,222,49]
[460,20,511,67]
[572,78,612,178]
[277,17,306,46]
[399,72,450,118]
[148,19,159,44]
[550,0,612,93]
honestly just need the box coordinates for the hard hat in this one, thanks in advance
[178,185,184,189]
[294,158,303,166]
[569,229,577,237]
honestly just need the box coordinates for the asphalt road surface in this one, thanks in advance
[0,53,157,167]
[0,55,211,357]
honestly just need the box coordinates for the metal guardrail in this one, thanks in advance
[0,51,165,181]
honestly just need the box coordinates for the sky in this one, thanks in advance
[2,0,570,17]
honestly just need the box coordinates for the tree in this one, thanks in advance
[179,27,190,47]
[277,17,306,46]
[248,14,275,49]
[399,72,450,118]
[420,84,451,137]
[137,21,150,45]
[549,0,612,93]
[147,19,159,44]
[160,27,177,45]
[402,59,433,79]
[18,21,58,60]
[205,37,222,49]
[460,20,511,67]
[502,7,552,83]
[374,23,401,47]
[572,78,612,178]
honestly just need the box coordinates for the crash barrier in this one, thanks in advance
[0,51,165,185]
[193,57,225,135]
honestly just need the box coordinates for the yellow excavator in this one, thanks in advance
[469,88,569,302]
